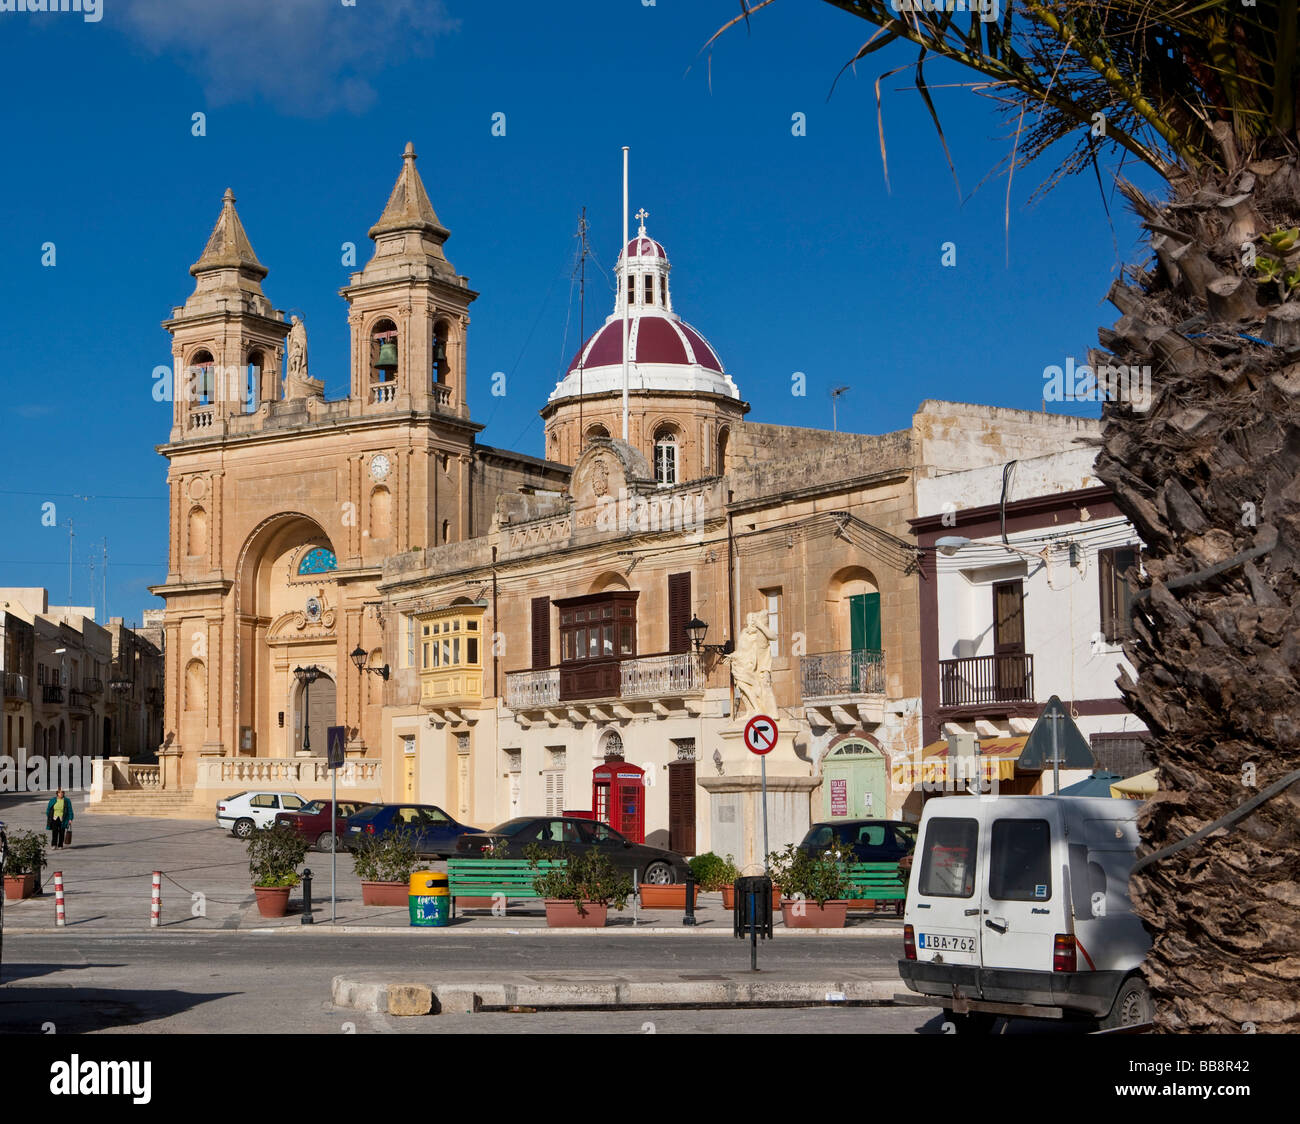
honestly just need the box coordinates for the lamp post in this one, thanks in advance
[293,665,321,754]
[108,674,132,758]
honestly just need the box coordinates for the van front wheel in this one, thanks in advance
[1099,975,1152,1030]
[941,1009,998,1034]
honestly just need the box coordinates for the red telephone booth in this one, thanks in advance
[592,760,645,844]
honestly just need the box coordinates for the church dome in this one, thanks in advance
[548,216,739,403]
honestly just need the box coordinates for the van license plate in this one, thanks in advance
[918,932,975,953]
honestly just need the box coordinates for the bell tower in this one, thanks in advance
[163,189,288,443]
[341,142,475,422]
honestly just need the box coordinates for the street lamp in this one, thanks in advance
[293,665,321,753]
[349,645,390,681]
[935,535,1049,563]
[685,616,734,657]
[109,673,132,758]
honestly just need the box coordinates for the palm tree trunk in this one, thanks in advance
[1093,148,1300,1032]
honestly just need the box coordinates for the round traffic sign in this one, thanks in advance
[743,714,779,756]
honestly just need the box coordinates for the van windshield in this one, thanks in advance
[918,818,978,898]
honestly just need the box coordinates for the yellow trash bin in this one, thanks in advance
[409,870,450,927]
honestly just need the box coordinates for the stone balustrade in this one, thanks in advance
[194,756,382,789]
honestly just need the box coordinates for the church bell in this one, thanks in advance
[375,340,399,373]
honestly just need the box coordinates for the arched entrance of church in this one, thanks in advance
[820,737,887,820]
[236,513,342,759]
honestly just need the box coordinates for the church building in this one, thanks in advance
[139,142,1103,866]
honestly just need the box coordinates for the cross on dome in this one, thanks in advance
[635,208,649,236]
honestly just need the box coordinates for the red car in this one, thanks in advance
[275,800,374,852]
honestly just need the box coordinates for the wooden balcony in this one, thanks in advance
[938,653,1036,711]
[800,648,887,730]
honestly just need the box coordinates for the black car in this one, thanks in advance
[798,819,917,864]
[456,816,690,885]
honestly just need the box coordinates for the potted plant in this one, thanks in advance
[352,826,419,906]
[3,829,46,901]
[247,821,309,917]
[767,843,852,928]
[530,847,632,928]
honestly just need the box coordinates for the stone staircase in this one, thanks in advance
[86,788,210,821]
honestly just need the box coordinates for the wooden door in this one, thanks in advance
[668,759,696,855]
[992,580,1026,700]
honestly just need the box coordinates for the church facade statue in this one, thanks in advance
[724,609,778,721]
[284,315,324,399]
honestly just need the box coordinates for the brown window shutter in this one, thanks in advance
[668,760,696,855]
[531,597,551,669]
[667,572,691,654]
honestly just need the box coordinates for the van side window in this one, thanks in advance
[918,818,978,898]
[990,819,1052,901]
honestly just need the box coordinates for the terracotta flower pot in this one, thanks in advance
[721,885,782,912]
[361,880,410,907]
[544,899,608,928]
[253,886,291,918]
[780,899,849,928]
[4,873,36,901]
[638,884,693,910]
[847,899,877,910]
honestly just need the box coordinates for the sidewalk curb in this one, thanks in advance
[0,924,904,938]
[331,974,908,1014]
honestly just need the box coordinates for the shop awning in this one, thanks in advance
[1110,768,1159,799]
[892,737,1028,787]
[1059,769,1126,797]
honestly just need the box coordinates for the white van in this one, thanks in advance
[897,795,1152,1031]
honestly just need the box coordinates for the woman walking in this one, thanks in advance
[46,788,74,849]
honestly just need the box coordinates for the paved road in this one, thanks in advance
[0,929,934,1034]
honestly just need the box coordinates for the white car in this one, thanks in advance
[216,791,308,838]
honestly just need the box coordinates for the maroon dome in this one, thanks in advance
[621,235,666,260]
[566,315,724,374]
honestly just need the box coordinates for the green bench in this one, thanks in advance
[445,858,565,917]
[842,862,908,913]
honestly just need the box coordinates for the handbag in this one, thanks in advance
[64,829,72,844]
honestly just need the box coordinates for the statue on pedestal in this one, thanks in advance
[284,315,324,399]
[724,610,778,721]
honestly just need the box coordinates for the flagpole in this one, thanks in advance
[621,145,630,442]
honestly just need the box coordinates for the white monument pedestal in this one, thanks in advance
[699,725,818,873]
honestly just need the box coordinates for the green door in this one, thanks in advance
[848,593,882,693]
[822,741,887,820]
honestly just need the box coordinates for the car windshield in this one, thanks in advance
[301,801,326,815]
[487,819,535,836]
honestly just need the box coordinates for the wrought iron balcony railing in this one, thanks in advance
[938,653,1035,708]
[800,648,886,699]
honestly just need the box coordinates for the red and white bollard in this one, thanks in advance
[151,871,161,928]
[53,872,65,927]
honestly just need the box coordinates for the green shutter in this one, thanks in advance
[849,593,881,652]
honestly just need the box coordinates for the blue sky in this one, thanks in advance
[0,0,1158,622]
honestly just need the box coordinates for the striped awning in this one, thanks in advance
[891,737,1029,786]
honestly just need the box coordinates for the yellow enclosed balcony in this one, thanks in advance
[417,605,485,726]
